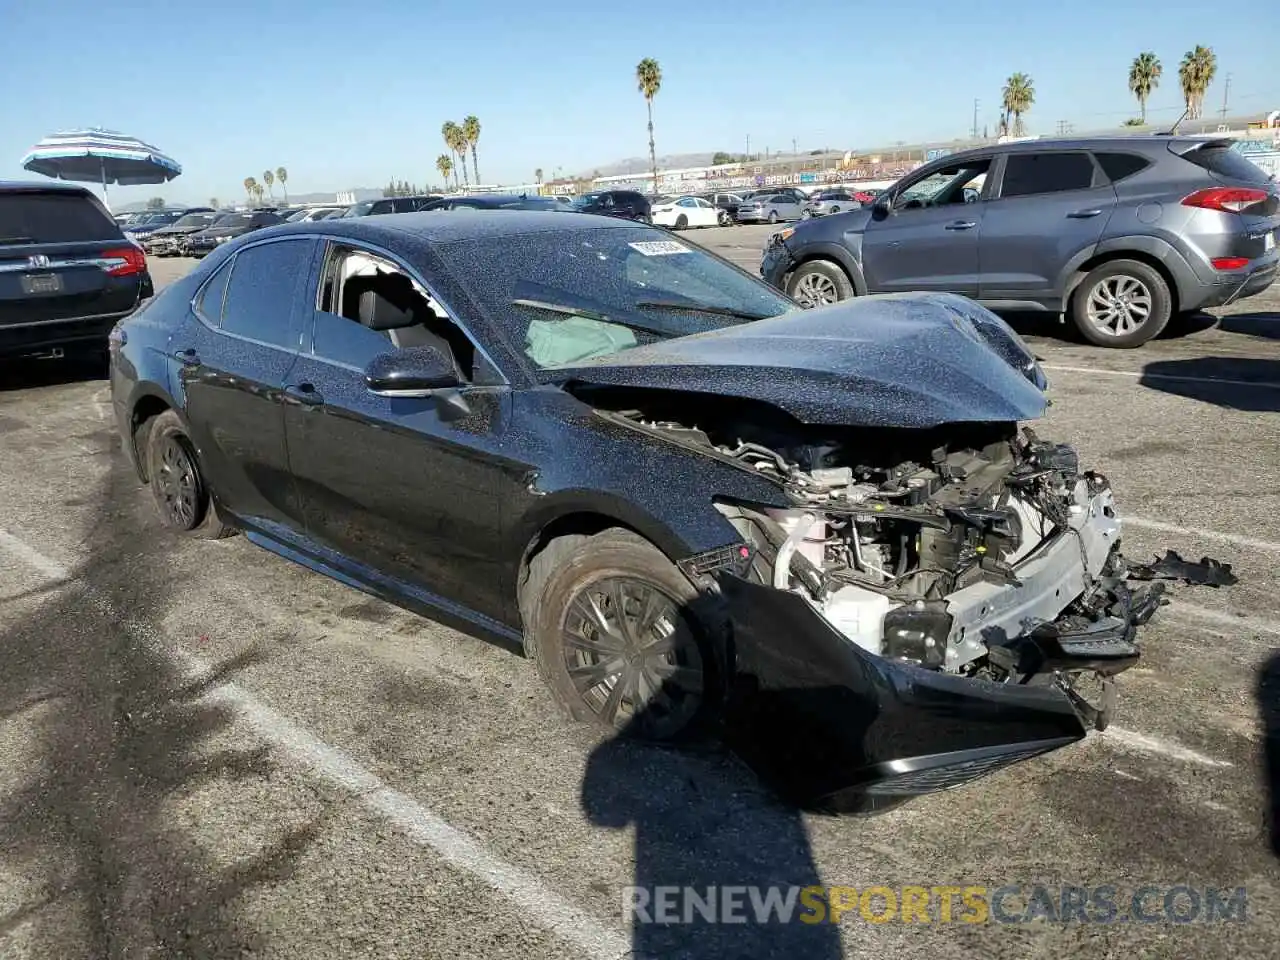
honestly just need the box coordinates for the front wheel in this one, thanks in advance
[145,410,235,538]
[1070,259,1171,348]
[522,529,720,741]
[717,210,731,226]
[785,260,854,307]
[768,211,779,224]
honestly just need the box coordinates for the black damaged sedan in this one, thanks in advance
[109,211,1163,812]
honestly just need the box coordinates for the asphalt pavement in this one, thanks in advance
[1,231,1278,958]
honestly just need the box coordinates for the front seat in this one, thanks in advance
[357,286,462,380]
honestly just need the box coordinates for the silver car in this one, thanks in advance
[737,193,804,224]
[802,189,861,218]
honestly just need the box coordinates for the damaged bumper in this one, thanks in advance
[716,571,1161,814]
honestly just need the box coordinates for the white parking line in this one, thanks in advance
[1101,727,1231,768]
[1042,364,1280,391]
[1125,516,1280,554]
[0,528,630,960]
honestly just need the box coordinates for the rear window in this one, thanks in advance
[0,192,123,244]
[1181,144,1272,184]
[1094,152,1150,183]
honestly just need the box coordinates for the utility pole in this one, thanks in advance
[745,134,750,160]
[972,99,979,139]
[1220,73,1232,122]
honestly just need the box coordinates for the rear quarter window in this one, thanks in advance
[1094,152,1151,183]
[0,192,123,244]
[1181,145,1272,184]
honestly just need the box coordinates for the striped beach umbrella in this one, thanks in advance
[20,127,182,195]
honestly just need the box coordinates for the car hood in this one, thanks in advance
[152,223,209,236]
[190,225,251,239]
[550,293,1048,428]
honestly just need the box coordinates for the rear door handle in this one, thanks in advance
[1067,209,1103,218]
[173,347,200,366]
[945,220,977,230]
[284,382,323,406]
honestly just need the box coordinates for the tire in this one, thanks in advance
[829,206,840,215]
[717,210,731,226]
[1070,259,1172,348]
[785,259,855,307]
[145,410,236,539]
[522,528,722,742]
[674,214,688,230]
[768,211,779,224]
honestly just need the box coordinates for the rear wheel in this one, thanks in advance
[717,209,731,226]
[522,529,720,742]
[768,211,779,224]
[1070,259,1171,348]
[145,411,235,539]
[674,214,688,230]
[786,260,855,307]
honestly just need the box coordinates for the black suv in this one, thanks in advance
[572,190,652,222]
[0,181,153,359]
[763,136,1280,347]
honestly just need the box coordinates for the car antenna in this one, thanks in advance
[1158,106,1190,136]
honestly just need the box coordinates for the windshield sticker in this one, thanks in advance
[628,240,692,256]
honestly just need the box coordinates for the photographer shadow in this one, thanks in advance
[581,693,844,959]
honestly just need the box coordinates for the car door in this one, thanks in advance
[173,237,317,532]
[281,240,516,621]
[860,157,992,295]
[692,198,718,226]
[978,151,1118,301]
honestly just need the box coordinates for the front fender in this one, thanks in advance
[790,240,868,295]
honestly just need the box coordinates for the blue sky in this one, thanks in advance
[2,0,1277,206]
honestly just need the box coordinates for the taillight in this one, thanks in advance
[1181,187,1269,214]
[1211,256,1250,271]
[101,245,147,277]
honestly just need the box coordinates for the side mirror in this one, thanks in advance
[365,344,459,397]
[872,194,893,217]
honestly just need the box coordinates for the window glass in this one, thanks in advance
[197,256,234,325]
[220,239,311,347]
[0,192,122,243]
[1183,144,1271,184]
[1001,153,1095,197]
[1094,152,1150,183]
[898,161,991,207]
[312,309,393,368]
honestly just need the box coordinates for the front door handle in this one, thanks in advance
[284,382,323,406]
[1067,209,1103,218]
[945,220,977,230]
[173,347,200,366]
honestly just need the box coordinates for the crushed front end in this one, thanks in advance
[680,423,1167,812]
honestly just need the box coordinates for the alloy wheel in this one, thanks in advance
[1085,274,1153,337]
[560,575,704,738]
[156,435,200,528]
[792,271,840,307]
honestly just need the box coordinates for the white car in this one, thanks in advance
[650,196,721,230]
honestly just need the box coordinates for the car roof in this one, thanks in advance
[933,134,1225,163]
[0,180,95,196]
[251,209,643,247]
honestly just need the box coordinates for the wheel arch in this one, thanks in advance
[126,387,180,483]
[1061,245,1183,317]
[787,242,868,295]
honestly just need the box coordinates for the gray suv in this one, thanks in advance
[761,136,1280,346]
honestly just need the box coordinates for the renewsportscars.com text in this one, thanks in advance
[623,884,1247,925]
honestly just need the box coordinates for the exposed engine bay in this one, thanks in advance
[587,391,1171,729]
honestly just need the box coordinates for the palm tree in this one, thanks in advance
[209,197,219,209]
[442,122,468,191]
[535,167,543,185]
[636,58,662,196]
[276,166,288,204]
[1127,52,1162,124]
[436,154,453,189]
[1001,72,1035,137]
[243,177,257,206]
[1179,45,1217,119]
[462,115,481,184]
[262,169,275,201]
